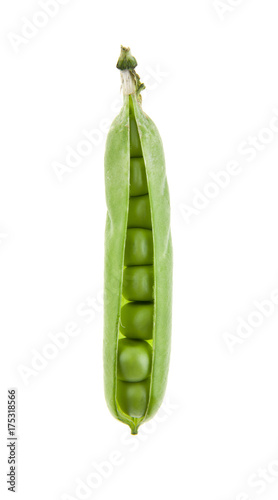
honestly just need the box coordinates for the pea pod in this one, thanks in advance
[103,46,172,434]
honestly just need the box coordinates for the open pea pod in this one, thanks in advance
[104,46,172,434]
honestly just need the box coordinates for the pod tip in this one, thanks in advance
[116,46,137,71]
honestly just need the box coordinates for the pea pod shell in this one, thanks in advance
[104,94,172,433]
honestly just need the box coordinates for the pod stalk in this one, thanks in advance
[116,45,145,100]
[120,70,136,95]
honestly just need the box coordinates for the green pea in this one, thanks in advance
[123,266,154,302]
[124,228,153,266]
[127,195,152,229]
[120,302,153,340]
[117,379,150,418]
[104,46,172,434]
[117,339,152,382]
[130,158,148,196]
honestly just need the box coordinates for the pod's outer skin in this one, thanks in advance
[104,94,172,434]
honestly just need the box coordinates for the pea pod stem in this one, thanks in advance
[120,70,136,95]
[117,45,145,98]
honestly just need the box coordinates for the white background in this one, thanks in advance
[1,1,278,499]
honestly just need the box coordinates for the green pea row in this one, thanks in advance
[104,46,172,434]
[117,101,154,418]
